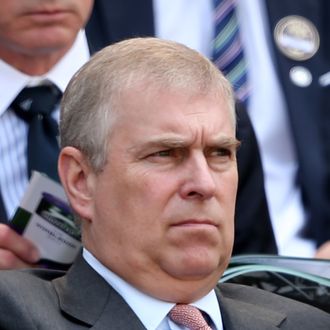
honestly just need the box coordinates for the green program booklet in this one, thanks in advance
[10,171,81,270]
[220,254,330,313]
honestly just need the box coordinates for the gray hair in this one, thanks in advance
[60,37,235,171]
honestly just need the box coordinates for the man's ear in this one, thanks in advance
[58,147,96,223]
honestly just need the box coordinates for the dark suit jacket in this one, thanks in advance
[87,0,330,247]
[264,0,330,245]
[0,254,329,329]
[85,0,277,256]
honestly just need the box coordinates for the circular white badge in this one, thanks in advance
[274,15,320,61]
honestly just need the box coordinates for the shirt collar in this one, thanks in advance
[0,60,30,117]
[83,248,223,330]
[0,29,89,117]
[46,29,89,92]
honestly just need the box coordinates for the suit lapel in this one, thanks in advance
[216,285,286,330]
[53,254,146,329]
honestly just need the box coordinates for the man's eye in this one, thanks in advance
[146,149,180,160]
[210,148,232,158]
[151,149,172,157]
[146,148,185,162]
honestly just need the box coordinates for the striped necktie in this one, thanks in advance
[213,0,250,103]
[10,82,62,181]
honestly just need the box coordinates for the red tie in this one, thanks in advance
[169,304,212,330]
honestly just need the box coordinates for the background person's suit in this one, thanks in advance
[264,0,330,246]
[0,254,329,329]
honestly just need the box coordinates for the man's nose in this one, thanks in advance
[179,154,217,200]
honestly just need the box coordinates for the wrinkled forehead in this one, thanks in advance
[110,83,235,140]
[113,81,235,129]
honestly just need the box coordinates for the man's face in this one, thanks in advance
[86,86,238,302]
[0,0,93,57]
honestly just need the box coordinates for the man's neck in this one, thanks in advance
[0,45,71,76]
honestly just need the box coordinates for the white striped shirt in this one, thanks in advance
[0,30,89,219]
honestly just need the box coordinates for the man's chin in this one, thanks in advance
[156,264,223,303]
[18,27,77,53]
[165,255,225,281]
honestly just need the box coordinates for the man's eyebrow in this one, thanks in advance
[127,136,188,154]
[128,135,240,153]
[145,138,187,148]
[211,137,241,149]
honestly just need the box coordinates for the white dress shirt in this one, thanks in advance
[83,249,224,330]
[153,0,316,257]
[0,30,89,219]
[154,0,213,58]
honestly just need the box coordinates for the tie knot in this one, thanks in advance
[11,83,62,121]
[169,304,212,330]
[9,82,62,181]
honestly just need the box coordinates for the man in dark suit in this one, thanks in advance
[86,0,330,258]
[0,37,329,329]
[0,0,276,270]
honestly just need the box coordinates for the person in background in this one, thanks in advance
[86,0,330,258]
[0,37,328,329]
[0,0,94,269]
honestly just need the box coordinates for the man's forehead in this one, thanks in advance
[118,86,230,117]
